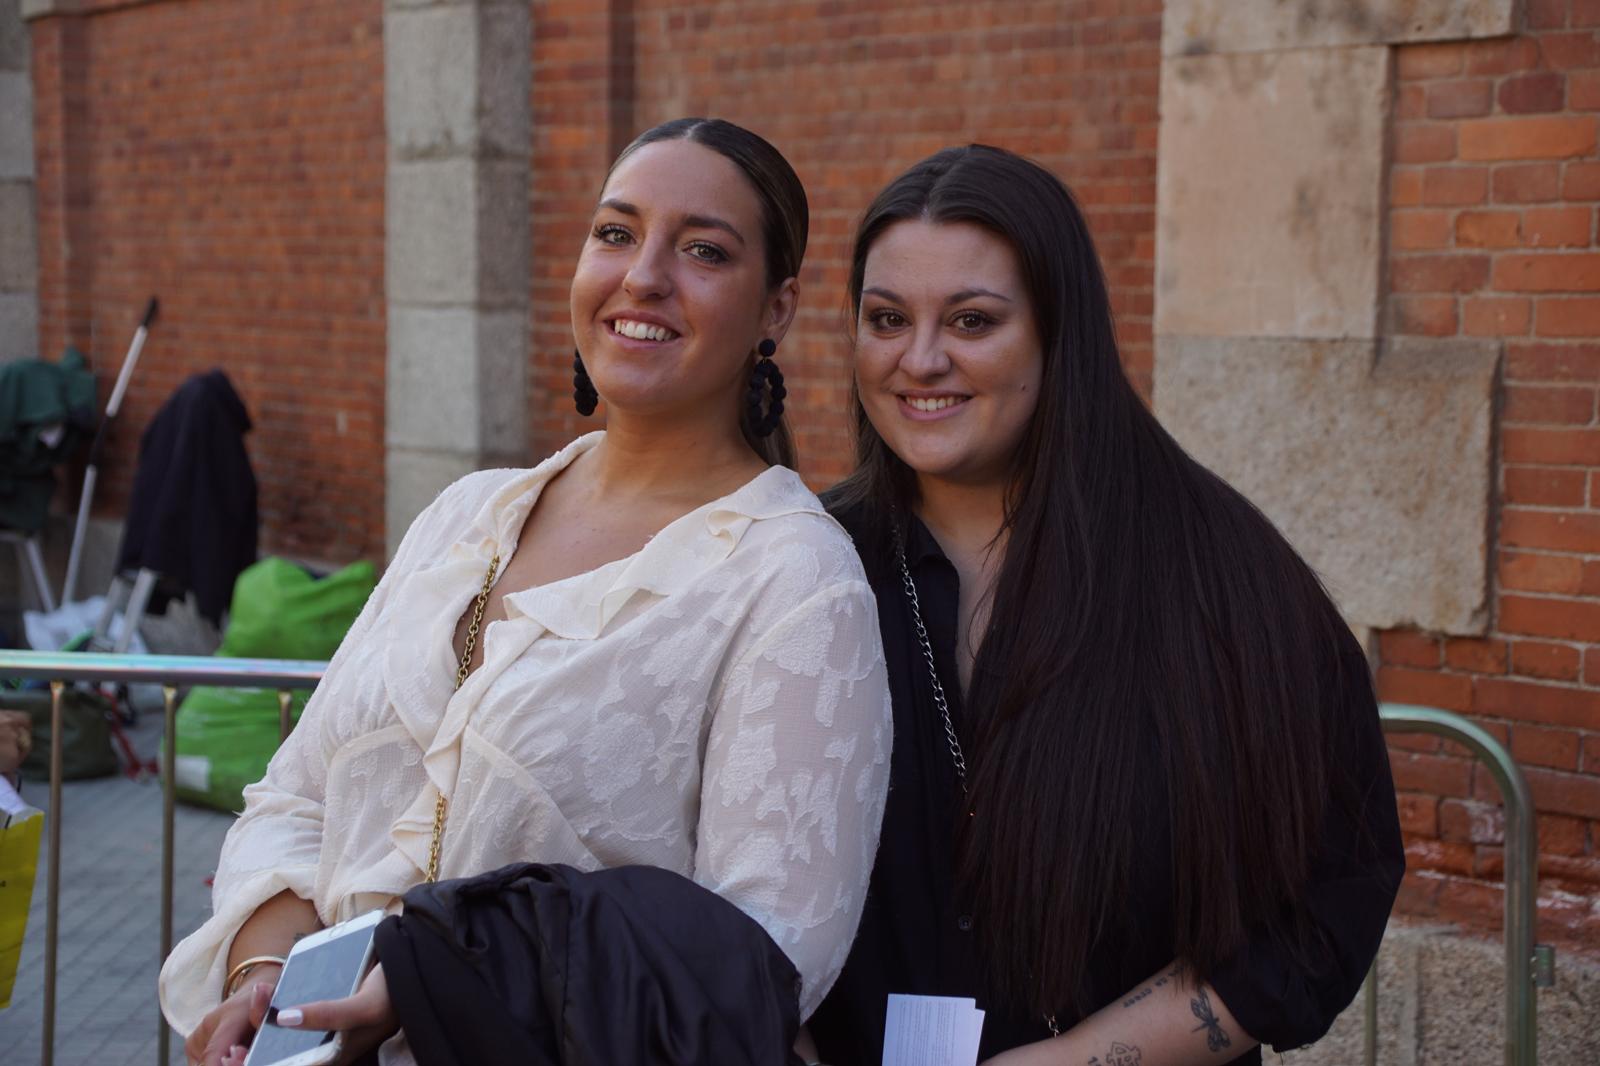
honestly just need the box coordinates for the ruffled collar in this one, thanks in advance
[381,432,828,875]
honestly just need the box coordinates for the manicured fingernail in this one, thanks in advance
[276,1008,303,1026]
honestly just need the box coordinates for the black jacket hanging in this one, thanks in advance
[116,369,258,624]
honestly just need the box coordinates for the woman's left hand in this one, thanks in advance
[220,964,398,1066]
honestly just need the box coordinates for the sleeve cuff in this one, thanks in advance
[157,865,318,1036]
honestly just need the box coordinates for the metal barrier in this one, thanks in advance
[0,650,326,1066]
[1370,703,1557,1066]
[0,660,1561,1065]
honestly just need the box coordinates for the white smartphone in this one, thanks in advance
[242,909,385,1066]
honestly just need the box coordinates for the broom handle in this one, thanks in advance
[62,297,158,604]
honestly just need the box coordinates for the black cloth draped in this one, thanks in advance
[376,863,804,1066]
[116,368,257,623]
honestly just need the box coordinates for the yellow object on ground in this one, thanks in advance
[0,778,42,1009]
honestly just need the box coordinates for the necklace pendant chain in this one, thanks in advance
[893,529,968,792]
[897,523,1060,1037]
[426,552,501,884]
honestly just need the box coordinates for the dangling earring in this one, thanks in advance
[573,349,598,416]
[746,338,786,438]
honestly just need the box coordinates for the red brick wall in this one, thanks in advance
[530,0,1162,483]
[530,0,629,461]
[34,0,1158,552]
[1383,1,1600,949]
[31,0,387,563]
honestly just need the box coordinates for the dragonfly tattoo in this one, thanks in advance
[1190,988,1231,1053]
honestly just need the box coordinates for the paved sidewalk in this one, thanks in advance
[1,708,235,1066]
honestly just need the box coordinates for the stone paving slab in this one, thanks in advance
[1,708,234,1066]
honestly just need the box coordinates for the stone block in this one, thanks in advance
[386,305,485,451]
[478,2,530,160]
[386,158,529,309]
[1154,335,1498,636]
[1156,47,1390,340]
[1416,931,1509,1065]
[0,179,37,291]
[385,2,528,162]
[0,289,37,360]
[387,158,479,305]
[385,0,485,10]
[476,158,529,308]
[386,446,482,559]
[1283,921,1600,1065]
[17,0,73,21]
[1415,927,1600,1065]
[0,1,29,72]
[385,4,478,160]
[1536,942,1600,1066]
[386,305,526,455]
[474,307,527,456]
[0,70,34,180]
[1164,0,1517,57]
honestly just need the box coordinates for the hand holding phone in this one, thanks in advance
[241,910,386,1066]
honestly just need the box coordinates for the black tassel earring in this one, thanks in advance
[746,338,786,438]
[573,349,598,416]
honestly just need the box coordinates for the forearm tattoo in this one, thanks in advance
[1190,987,1232,1053]
[1119,965,1180,1009]
[1086,1043,1143,1066]
[1101,969,1230,1061]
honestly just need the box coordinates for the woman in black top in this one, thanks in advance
[808,146,1405,1065]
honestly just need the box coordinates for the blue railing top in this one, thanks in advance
[0,649,326,688]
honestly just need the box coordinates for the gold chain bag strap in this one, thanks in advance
[425,553,501,883]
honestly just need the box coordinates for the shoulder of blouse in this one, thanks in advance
[732,504,872,581]
[409,466,533,542]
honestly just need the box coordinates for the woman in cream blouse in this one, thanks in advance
[165,118,892,1066]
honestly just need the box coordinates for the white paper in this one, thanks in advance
[0,774,38,821]
[882,993,986,1066]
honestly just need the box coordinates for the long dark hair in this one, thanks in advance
[609,118,806,468]
[834,146,1371,1017]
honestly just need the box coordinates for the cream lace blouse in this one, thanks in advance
[159,433,893,1055]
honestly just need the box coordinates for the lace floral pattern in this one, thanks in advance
[158,433,893,1061]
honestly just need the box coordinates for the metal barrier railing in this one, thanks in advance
[0,660,1560,1065]
[1372,703,1556,1066]
[0,650,326,1066]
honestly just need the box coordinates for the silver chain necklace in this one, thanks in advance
[894,528,969,791]
[893,522,1062,1039]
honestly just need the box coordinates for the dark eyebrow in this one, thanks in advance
[682,214,746,246]
[861,286,1013,305]
[597,199,745,246]
[947,287,1013,305]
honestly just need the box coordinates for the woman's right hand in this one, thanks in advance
[186,976,278,1066]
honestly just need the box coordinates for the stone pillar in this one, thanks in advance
[0,0,37,362]
[384,0,530,555]
[1153,0,1516,637]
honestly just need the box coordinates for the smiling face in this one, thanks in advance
[569,139,796,425]
[854,219,1043,488]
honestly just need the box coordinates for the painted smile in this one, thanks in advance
[609,318,681,342]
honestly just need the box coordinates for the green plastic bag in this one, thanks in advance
[172,557,375,812]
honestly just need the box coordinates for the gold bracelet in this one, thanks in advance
[223,955,286,1000]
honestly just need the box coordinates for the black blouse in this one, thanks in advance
[809,505,1405,1066]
